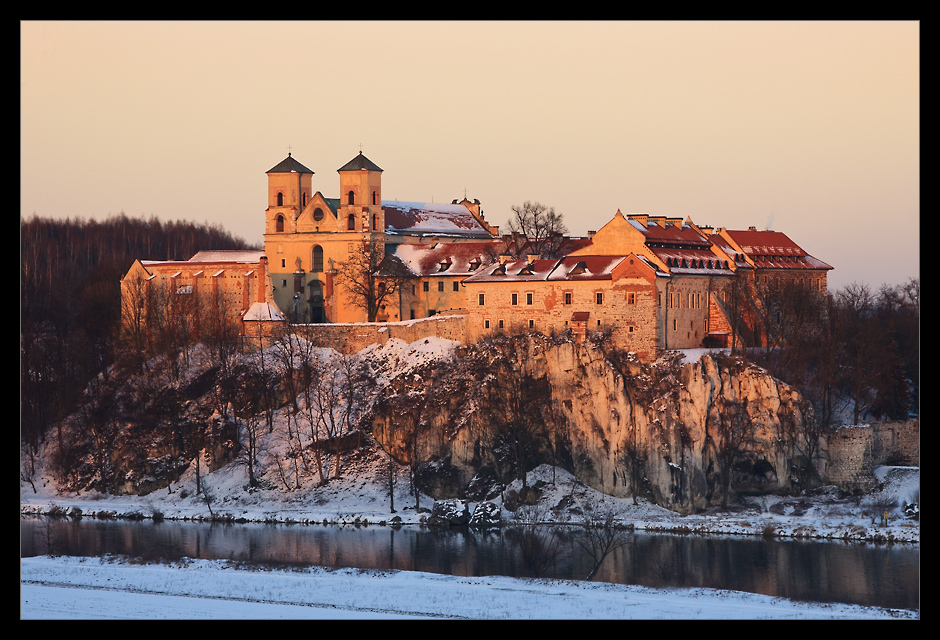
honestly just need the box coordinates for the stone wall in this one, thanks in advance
[825,420,919,488]
[293,314,467,354]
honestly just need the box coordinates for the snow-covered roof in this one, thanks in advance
[242,302,285,322]
[383,201,494,237]
[188,250,266,264]
[391,241,504,277]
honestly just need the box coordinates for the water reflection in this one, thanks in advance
[21,516,918,611]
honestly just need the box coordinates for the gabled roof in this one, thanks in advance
[719,229,833,271]
[267,154,314,174]
[242,301,285,322]
[337,151,383,172]
[383,201,495,237]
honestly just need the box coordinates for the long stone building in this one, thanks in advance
[120,150,833,360]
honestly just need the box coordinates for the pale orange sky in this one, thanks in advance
[21,21,919,292]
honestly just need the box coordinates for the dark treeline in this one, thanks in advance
[21,213,259,450]
[751,278,919,434]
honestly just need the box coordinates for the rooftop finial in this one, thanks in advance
[287,145,292,156]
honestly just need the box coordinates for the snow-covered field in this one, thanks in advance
[20,555,916,619]
[20,340,919,618]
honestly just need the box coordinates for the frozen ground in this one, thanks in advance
[20,555,916,619]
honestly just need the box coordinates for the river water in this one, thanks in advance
[20,516,919,611]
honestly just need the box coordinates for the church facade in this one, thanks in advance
[262,151,500,324]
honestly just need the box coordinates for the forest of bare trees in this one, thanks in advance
[20,213,257,455]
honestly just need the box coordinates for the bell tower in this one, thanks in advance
[337,151,383,236]
[265,153,314,234]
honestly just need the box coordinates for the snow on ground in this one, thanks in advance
[20,555,916,619]
[19,340,919,618]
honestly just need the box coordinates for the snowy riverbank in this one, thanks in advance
[20,554,917,619]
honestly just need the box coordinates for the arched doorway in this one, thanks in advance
[308,280,325,323]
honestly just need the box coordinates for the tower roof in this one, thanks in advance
[337,151,383,172]
[266,154,314,174]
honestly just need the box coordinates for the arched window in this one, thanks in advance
[372,191,378,205]
[347,214,356,230]
[372,213,378,230]
[302,192,307,207]
[347,190,355,205]
[312,245,323,272]
[277,192,284,206]
[276,215,284,232]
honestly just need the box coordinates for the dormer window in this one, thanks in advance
[570,261,588,275]
[518,264,535,276]
[468,259,481,271]
[493,264,506,276]
[438,261,451,272]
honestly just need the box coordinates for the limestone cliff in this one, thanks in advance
[368,333,817,514]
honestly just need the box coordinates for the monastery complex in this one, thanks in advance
[120,151,832,360]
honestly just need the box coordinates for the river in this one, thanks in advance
[20,516,919,611]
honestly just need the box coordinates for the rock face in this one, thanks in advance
[369,333,817,514]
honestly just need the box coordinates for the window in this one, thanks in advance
[627,292,635,305]
[347,214,356,230]
[526,293,533,305]
[372,214,378,231]
[499,319,504,329]
[596,292,603,305]
[453,281,459,292]
[628,325,634,333]
[564,292,572,305]
[302,192,307,207]
[511,293,518,306]
[438,281,444,292]
[347,190,355,205]
[312,245,323,272]
[372,191,378,205]
[478,293,485,305]
[313,207,324,221]
[276,215,285,232]
[485,320,490,329]
[528,319,535,329]
[281,259,286,268]
[423,282,430,292]
[277,192,284,206]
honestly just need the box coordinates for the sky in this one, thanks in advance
[20,21,919,293]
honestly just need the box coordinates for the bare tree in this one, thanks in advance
[507,201,568,258]
[298,349,373,482]
[710,399,756,509]
[484,361,552,496]
[335,237,415,322]
[576,505,632,580]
